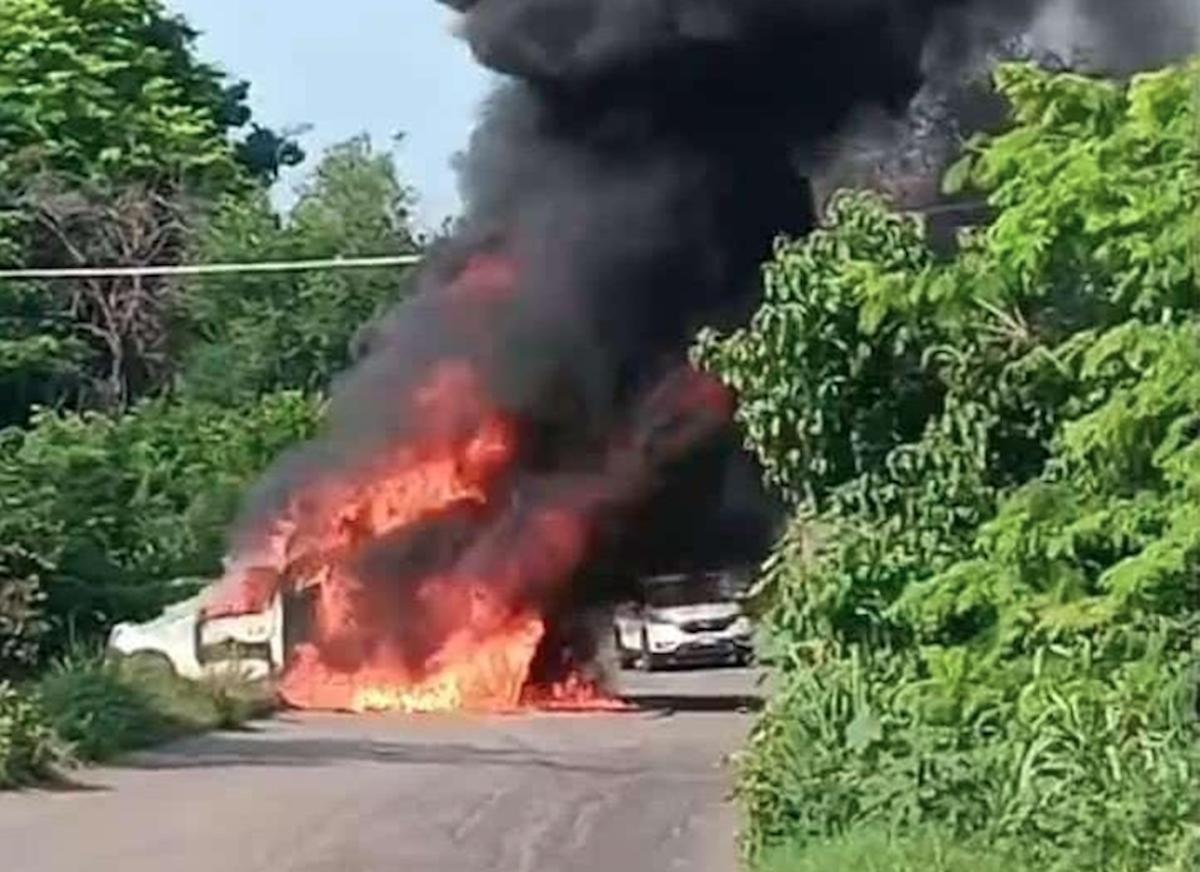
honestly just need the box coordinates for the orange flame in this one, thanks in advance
[209,359,618,714]
[207,237,733,716]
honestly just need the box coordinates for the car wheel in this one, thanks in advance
[614,628,635,669]
[639,629,660,672]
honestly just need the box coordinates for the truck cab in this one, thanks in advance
[107,590,285,682]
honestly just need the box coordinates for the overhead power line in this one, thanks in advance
[0,254,422,281]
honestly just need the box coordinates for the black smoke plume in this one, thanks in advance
[229,0,1195,690]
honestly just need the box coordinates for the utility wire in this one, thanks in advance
[0,254,422,281]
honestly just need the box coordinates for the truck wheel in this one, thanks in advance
[124,650,177,678]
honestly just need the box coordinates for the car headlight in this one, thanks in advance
[646,619,681,637]
[645,620,683,650]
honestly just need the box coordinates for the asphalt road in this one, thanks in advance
[0,667,761,872]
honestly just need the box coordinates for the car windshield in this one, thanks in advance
[642,574,731,608]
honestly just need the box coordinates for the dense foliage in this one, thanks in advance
[0,0,295,187]
[698,60,1199,870]
[0,679,62,787]
[37,650,269,763]
[1,650,267,787]
[181,135,421,404]
[0,0,305,423]
[0,391,322,675]
[758,825,1015,872]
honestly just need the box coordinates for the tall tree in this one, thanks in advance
[181,135,422,403]
[19,173,192,409]
[0,0,298,188]
[0,0,301,420]
[700,59,1199,869]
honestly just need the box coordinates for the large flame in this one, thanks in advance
[207,361,615,713]
[206,253,730,714]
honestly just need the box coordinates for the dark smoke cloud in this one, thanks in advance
[1034,0,1198,74]
[804,0,1196,228]
[435,2,1031,412]
[430,0,1192,576]
[446,1,1047,90]
[247,0,1194,559]
[234,0,1193,681]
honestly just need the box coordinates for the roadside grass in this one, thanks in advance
[28,648,274,769]
[0,681,68,789]
[757,822,1200,872]
[756,826,1020,872]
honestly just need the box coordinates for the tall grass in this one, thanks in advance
[35,647,272,765]
[758,826,1018,872]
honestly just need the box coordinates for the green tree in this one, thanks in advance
[15,174,196,410]
[0,0,301,423]
[181,135,422,403]
[701,60,1199,870]
[0,0,296,187]
[695,193,941,509]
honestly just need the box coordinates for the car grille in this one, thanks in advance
[680,616,737,634]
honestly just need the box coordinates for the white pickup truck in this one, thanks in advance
[107,590,285,681]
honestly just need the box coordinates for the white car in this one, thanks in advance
[107,591,284,682]
[613,571,754,670]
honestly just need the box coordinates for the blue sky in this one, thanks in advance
[169,1,491,228]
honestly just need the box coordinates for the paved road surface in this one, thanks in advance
[0,668,760,872]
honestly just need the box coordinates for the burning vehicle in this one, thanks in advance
[106,565,752,684]
[196,362,746,714]
[142,1,1114,716]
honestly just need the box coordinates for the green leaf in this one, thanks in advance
[845,705,882,752]
[941,154,974,196]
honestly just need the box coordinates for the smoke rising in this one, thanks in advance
[220,0,1195,704]
[1034,0,1198,74]
[804,0,1196,228]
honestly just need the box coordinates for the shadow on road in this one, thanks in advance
[15,773,113,795]
[120,734,650,776]
[105,671,763,778]
[623,693,762,714]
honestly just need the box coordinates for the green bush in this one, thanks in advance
[695,193,942,508]
[0,681,65,788]
[702,60,1200,871]
[741,631,1198,869]
[180,136,420,405]
[37,650,271,764]
[37,655,172,762]
[0,554,48,677]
